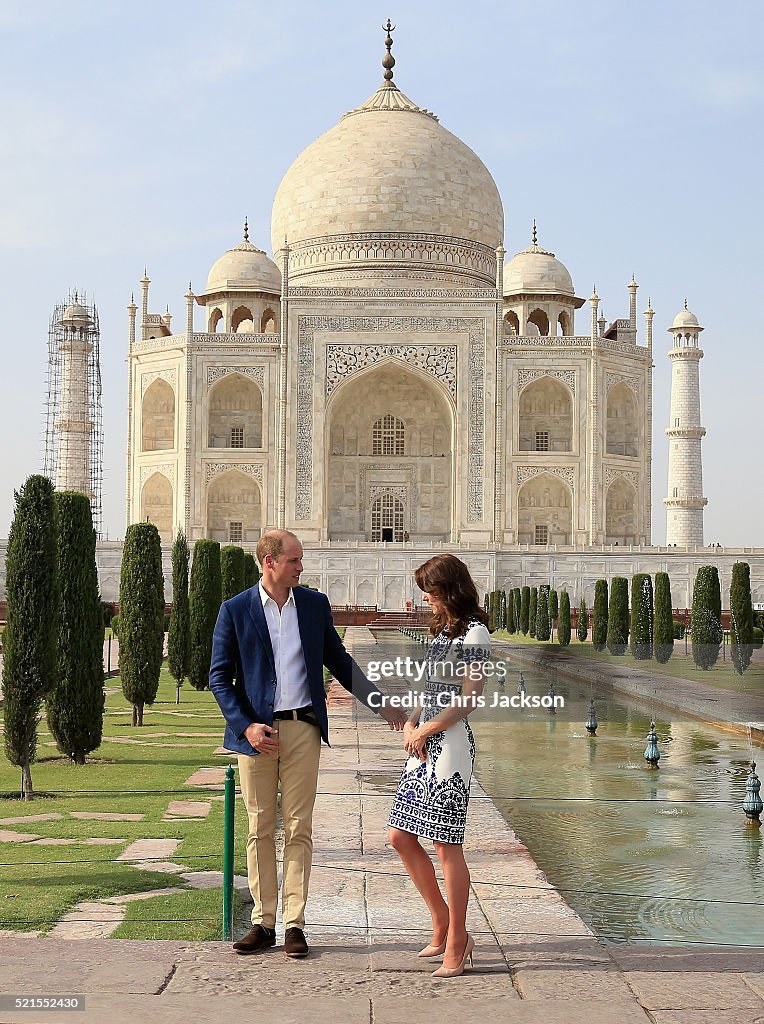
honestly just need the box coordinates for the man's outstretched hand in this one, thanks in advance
[378,705,407,731]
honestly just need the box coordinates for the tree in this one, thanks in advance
[520,586,530,635]
[168,530,191,704]
[536,585,551,641]
[730,561,754,675]
[47,492,104,764]
[607,577,629,655]
[488,589,499,631]
[548,589,558,639]
[243,552,260,590]
[592,579,608,651]
[529,587,538,638]
[2,475,59,799]
[653,572,674,664]
[119,523,165,726]
[630,573,654,661]
[189,539,222,691]
[557,591,571,647]
[221,545,246,602]
[577,597,588,642]
[506,587,517,633]
[691,565,723,670]
[513,589,521,633]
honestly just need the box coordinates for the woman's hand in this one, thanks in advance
[405,721,431,760]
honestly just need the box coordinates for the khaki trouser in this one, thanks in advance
[237,719,321,930]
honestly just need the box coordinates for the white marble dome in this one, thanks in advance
[59,300,92,326]
[271,81,504,279]
[504,238,574,297]
[205,237,280,296]
[671,307,701,330]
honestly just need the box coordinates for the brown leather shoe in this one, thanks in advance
[284,927,309,958]
[233,924,276,954]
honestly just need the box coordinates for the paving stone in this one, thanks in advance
[32,837,78,845]
[0,812,64,825]
[184,767,228,786]
[625,971,764,1010]
[70,811,145,821]
[105,888,188,904]
[117,838,180,861]
[180,870,250,896]
[0,829,42,842]
[48,902,127,940]
[745,974,764,1000]
[163,800,211,819]
[651,1014,764,1024]
[0,958,174,994]
[513,962,643,1003]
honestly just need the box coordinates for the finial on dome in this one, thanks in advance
[684,297,688,310]
[381,18,396,84]
[532,219,537,246]
[244,217,249,243]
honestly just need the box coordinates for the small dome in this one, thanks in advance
[58,301,92,327]
[205,237,281,296]
[504,239,574,297]
[671,307,700,330]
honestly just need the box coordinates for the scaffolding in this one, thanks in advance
[43,290,104,538]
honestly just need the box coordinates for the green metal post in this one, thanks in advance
[222,763,235,940]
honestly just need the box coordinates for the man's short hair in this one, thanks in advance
[256,530,300,567]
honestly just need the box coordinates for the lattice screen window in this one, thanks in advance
[230,426,245,448]
[371,494,404,542]
[535,524,549,544]
[372,414,405,456]
[229,521,243,543]
[535,431,550,452]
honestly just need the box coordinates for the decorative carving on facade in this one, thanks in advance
[206,365,265,389]
[605,372,641,396]
[289,286,498,300]
[517,368,576,394]
[296,316,485,522]
[604,468,640,490]
[141,368,177,395]
[326,345,457,398]
[205,463,264,485]
[516,465,575,489]
[140,463,175,488]
[359,464,419,531]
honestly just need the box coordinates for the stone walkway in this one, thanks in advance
[1,626,764,1022]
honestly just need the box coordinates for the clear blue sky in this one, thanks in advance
[0,0,761,545]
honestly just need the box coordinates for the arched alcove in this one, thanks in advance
[261,308,277,333]
[517,473,572,545]
[504,310,520,336]
[527,308,550,336]
[558,311,571,336]
[141,472,173,541]
[518,377,573,452]
[208,373,263,449]
[206,469,261,543]
[208,308,223,333]
[371,493,405,542]
[141,378,175,452]
[606,382,639,457]
[232,306,255,333]
[605,477,638,544]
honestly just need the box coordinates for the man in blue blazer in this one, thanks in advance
[209,529,404,958]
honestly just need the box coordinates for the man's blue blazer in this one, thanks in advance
[209,584,379,755]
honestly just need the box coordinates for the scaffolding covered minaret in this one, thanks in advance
[43,291,103,537]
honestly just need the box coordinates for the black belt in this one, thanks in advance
[272,705,317,725]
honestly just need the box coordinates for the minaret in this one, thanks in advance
[664,302,707,547]
[55,295,94,495]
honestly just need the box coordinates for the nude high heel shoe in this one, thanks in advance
[417,935,447,958]
[431,933,475,978]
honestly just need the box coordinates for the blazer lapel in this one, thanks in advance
[248,587,275,670]
[293,586,314,664]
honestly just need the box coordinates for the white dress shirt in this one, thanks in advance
[258,581,312,712]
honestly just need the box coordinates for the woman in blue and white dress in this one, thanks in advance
[388,554,491,978]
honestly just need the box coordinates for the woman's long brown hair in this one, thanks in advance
[415,553,490,638]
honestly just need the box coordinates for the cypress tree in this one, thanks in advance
[119,522,165,726]
[47,492,104,764]
[730,562,754,675]
[536,584,551,641]
[513,588,521,633]
[607,577,629,655]
[221,545,246,602]
[691,565,723,670]
[189,539,222,690]
[577,597,589,642]
[592,579,608,651]
[2,475,59,799]
[548,588,558,633]
[654,572,674,664]
[499,590,507,630]
[520,586,530,635]
[506,587,517,633]
[630,573,654,661]
[558,591,571,647]
[488,589,498,631]
[243,551,259,590]
[168,529,191,704]
[529,587,538,638]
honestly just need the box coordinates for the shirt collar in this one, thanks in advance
[258,580,295,608]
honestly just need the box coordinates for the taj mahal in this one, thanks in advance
[62,28,764,608]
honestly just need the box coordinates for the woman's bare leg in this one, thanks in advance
[389,828,449,944]
[433,841,471,968]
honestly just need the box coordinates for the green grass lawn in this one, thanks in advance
[493,630,764,694]
[0,671,249,936]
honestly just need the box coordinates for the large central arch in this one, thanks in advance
[325,360,454,541]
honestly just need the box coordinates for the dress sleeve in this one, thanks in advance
[457,623,491,664]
